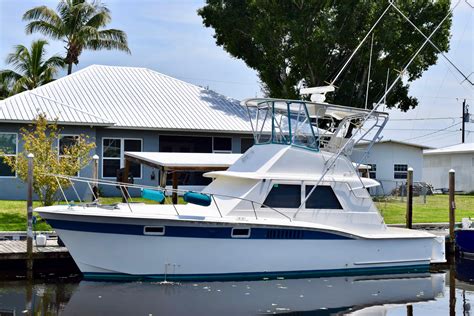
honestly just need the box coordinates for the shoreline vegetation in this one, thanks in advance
[0,195,473,231]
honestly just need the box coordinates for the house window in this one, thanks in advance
[102,138,142,178]
[240,138,254,153]
[305,185,343,209]
[368,164,377,179]
[0,133,17,177]
[263,184,301,208]
[394,164,408,179]
[213,137,232,153]
[159,135,212,153]
[59,135,80,176]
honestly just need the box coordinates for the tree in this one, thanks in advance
[198,0,452,111]
[0,115,96,206]
[0,72,15,100]
[23,0,131,75]
[0,40,64,96]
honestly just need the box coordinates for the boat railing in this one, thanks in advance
[44,173,293,222]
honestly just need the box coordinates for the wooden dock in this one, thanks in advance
[0,239,70,260]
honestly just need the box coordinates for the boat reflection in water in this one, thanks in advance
[62,273,445,315]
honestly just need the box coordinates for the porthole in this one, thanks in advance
[144,226,165,235]
[231,228,251,238]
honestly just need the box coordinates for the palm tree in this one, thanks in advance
[0,40,64,96]
[0,72,15,100]
[23,0,131,75]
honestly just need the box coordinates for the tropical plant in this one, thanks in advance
[0,40,64,96]
[198,0,452,111]
[23,0,131,75]
[0,72,15,100]
[0,114,96,206]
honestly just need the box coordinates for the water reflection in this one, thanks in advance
[1,259,474,315]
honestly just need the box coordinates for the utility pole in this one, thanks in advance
[462,99,466,143]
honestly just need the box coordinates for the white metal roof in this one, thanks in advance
[0,65,252,133]
[424,143,474,155]
[125,152,242,169]
[356,139,432,149]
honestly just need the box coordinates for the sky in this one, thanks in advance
[0,0,473,148]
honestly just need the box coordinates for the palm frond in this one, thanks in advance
[11,76,31,94]
[0,69,22,82]
[6,45,30,70]
[85,11,110,28]
[25,21,64,39]
[85,39,131,53]
[23,6,62,26]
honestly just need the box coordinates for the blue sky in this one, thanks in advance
[0,0,472,147]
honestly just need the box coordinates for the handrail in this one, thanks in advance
[44,173,292,222]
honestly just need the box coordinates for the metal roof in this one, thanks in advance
[424,143,474,155]
[0,65,252,133]
[125,152,242,169]
[356,139,432,149]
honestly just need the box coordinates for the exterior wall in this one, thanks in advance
[96,128,247,197]
[423,153,474,192]
[0,122,251,200]
[0,123,97,201]
[350,143,424,196]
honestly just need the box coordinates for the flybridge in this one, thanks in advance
[241,97,389,157]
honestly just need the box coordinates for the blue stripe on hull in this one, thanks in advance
[45,219,353,240]
[82,264,430,282]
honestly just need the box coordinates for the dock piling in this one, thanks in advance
[92,154,99,201]
[405,167,413,229]
[448,169,456,255]
[26,153,34,275]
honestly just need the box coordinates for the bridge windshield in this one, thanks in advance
[244,99,319,151]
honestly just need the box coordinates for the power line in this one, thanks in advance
[416,96,473,100]
[402,122,462,141]
[385,128,460,131]
[389,117,460,121]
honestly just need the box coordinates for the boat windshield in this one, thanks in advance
[243,99,319,151]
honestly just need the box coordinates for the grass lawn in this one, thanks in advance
[0,194,473,231]
[376,194,474,224]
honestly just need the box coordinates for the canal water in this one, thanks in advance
[1,258,473,315]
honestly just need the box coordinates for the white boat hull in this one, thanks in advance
[41,214,444,281]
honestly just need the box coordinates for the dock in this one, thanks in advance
[0,239,70,260]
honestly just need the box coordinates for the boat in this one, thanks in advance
[455,218,474,257]
[36,96,446,281]
[61,273,445,315]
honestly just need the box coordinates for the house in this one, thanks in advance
[350,140,432,196]
[423,143,474,193]
[0,65,255,200]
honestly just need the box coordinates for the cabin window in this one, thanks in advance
[305,186,343,209]
[263,184,301,208]
[0,133,17,177]
[213,137,232,153]
[231,228,251,238]
[144,226,165,235]
[394,164,408,179]
[102,138,142,178]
